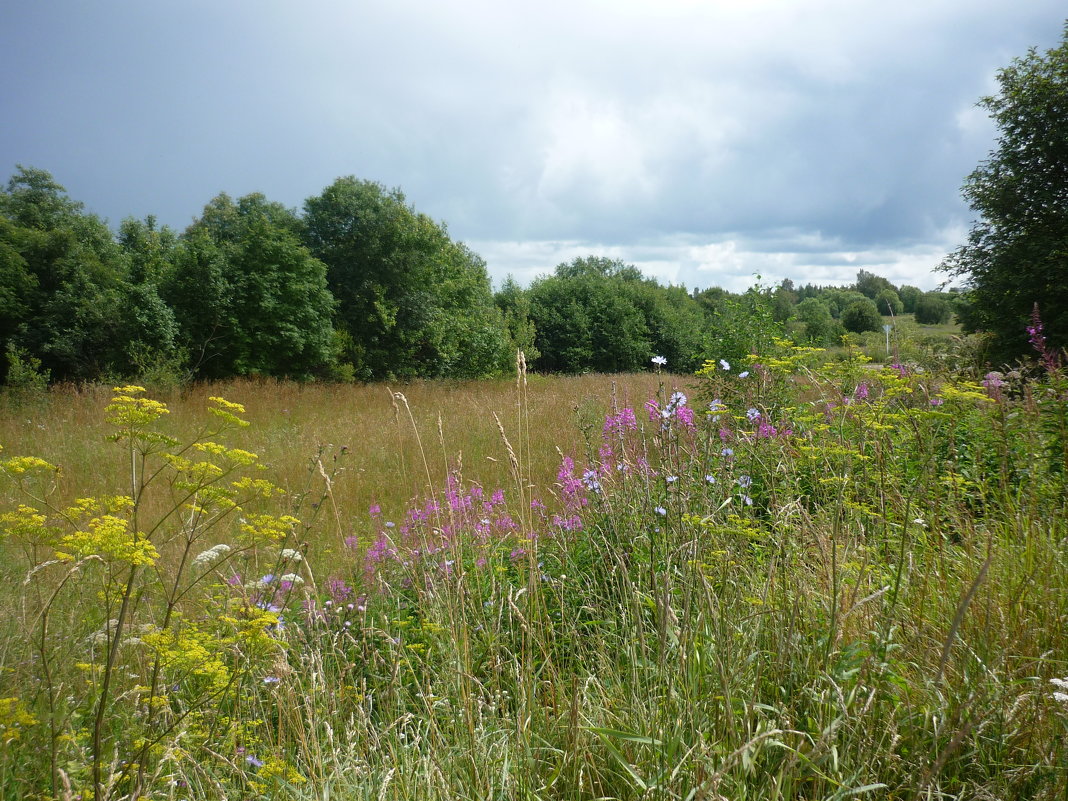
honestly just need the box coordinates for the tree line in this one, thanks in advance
[1,166,969,385]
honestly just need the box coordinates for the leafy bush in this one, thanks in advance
[841,297,883,332]
[915,292,953,324]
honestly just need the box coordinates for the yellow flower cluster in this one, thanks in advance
[141,624,231,693]
[0,697,37,745]
[1,455,58,478]
[238,513,300,544]
[105,385,171,428]
[57,515,160,566]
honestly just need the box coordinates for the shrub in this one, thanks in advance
[875,288,904,316]
[841,297,883,333]
[915,292,952,324]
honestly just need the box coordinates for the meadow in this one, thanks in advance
[1,339,1066,800]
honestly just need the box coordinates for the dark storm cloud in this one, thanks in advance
[1,0,1064,290]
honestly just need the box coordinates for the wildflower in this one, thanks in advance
[705,474,716,484]
[930,398,944,406]
[982,371,1006,399]
[654,506,667,516]
[742,495,753,506]
[652,355,667,367]
[246,755,265,769]
[581,469,602,493]
[738,371,750,378]
[369,504,381,517]
[279,548,303,562]
[669,391,687,409]
[673,407,693,430]
[1051,677,1068,703]
[665,475,678,484]
[193,543,232,566]
[257,574,276,588]
[263,676,280,685]
[746,407,760,422]
[719,359,730,371]
[737,475,752,489]
[854,382,869,401]
[721,447,734,457]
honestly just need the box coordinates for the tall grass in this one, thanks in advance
[1,353,1066,800]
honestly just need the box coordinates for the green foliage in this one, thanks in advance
[703,283,783,366]
[795,296,844,345]
[2,343,49,399]
[304,177,510,380]
[915,292,953,325]
[171,193,336,379]
[875,287,904,315]
[941,23,1068,363]
[899,284,922,313]
[855,268,896,299]
[841,297,883,333]
[524,256,707,373]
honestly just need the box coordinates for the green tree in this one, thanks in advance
[875,288,904,316]
[914,292,953,325]
[854,269,895,300]
[941,23,1068,362]
[168,192,336,379]
[303,177,509,380]
[0,167,136,381]
[495,276,540,364]
[527,265,650,373]
[795,297,843,345]
[841,298,883,333]
[898,285,922,313]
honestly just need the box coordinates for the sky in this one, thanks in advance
[1,1,1065,293]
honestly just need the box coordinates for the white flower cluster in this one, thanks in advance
[193,543,232,566]
[1052,677,1068,704]
[279,548,304,562]
[279,573,304,585]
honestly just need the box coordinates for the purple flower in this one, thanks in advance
[721,447,734,457]
[737,475,752,489]
[246,755,264,769]
[746,407,760,422]
[854,382,869,401]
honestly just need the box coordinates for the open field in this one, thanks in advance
[1,351,1067,800]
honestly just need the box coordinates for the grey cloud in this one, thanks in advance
[1,0,1064,293]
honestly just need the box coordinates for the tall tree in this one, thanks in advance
[0,167,136,381]
[303,177,509,380]
[942,23,1068,363]
[167,192,336,379]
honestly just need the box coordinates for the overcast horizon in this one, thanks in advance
[2,1,1065,293]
